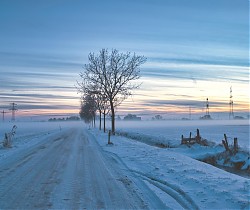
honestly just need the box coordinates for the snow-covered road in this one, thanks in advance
[0,127,166,209]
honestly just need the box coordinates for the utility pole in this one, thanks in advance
[206,98,209,115]
[229,86,234,119]
[189,106,191,120]
[1,110,7,122]
[9,103,18,122]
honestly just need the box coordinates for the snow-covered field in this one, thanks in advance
[115,119,249,150]
[113,120,250,174]
[0,121,68,160]
[0,120,249,209]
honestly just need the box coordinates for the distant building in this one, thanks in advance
[124,114,141,121]
[234,116,244,120]
[199,114,212,120]
[152,115,163,120]
[66,116,80,121]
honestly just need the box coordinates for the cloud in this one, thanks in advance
[18,104,78,110]
[0,90,79,112]
[0,93,78,100]
[142,60,249,83]
[140,99,228,108]
[0,51,83,70]
[148,55,248,67]
[0,102,78,110]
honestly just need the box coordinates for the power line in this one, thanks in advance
[206,98,209,115]
[1,110,7,122]
[229,86,234,119]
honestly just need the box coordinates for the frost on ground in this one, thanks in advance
[0,120,249,209]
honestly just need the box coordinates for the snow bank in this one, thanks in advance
[116,130,174,148]
[93,129,250,210]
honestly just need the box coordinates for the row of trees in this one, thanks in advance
[77,49,146,134]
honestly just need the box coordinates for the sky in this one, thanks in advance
[0,0,249,121]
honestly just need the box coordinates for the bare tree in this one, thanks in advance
[95,93,104,131]
[100,96,110,133]
[79,49,146,134]
[94,91,109,132]
[79,94,96,126]
[77,82,109,132]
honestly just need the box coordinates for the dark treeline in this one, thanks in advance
[48,116,80,122]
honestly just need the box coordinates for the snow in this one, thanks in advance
[0,120,249,209]
[94,128,250,209]
[0,121,165,209]
[115,119,249,150]
[0,121,69,160]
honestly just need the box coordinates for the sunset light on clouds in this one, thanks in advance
[0,0,248,120]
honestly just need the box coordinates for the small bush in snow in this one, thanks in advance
[3,125,17,148]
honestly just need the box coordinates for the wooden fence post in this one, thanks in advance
[222,134,231,153]
[108,130,111,144]
[233,138,238,153]
[196,129,201,143]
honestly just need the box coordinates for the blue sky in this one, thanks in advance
[0,0,249,120]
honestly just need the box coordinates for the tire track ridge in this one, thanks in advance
[133,170,199,210]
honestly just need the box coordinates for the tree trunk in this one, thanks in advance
[99,110,101,130]
[103,110,106,133]
[110,100,115,134]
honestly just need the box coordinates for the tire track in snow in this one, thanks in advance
[133,170,199,210]
[96,136,199,210]
[84,129,168,209]
[98,148,175,209]
[0,128,75,209]
[75,129,149,209]
[0,127,168,209]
